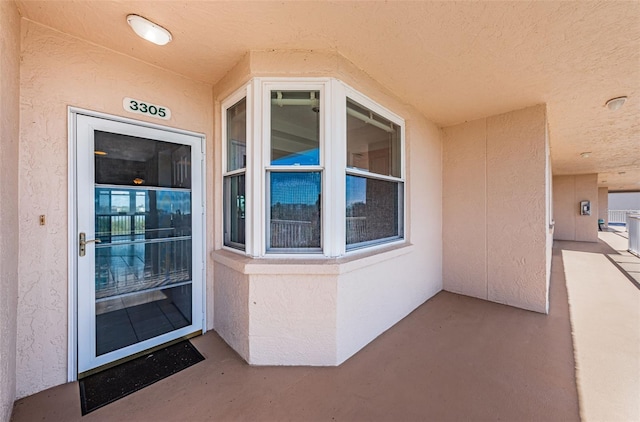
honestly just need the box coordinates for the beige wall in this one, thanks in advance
[443,105,550,313]
[17,20,213,398]
[212,50,443,365]
[0,2,21,421]
[552,174,598,242]
[598,187,608,228]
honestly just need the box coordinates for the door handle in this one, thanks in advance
[79,232,101,257]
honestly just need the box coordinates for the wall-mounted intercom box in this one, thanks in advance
[580,200,591,216]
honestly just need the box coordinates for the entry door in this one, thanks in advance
[75,113,204,374]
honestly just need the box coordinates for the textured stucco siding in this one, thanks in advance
[17,20,213,398]
[213,263,250,361]
[0,2,21,421]
[552,176,576,240]
[486,105,548,312]
[249,274,337,365]
[552,174,598,242]
[598,187,608,228]
[443,105,550,313]
[574,175,598,242]
[442,119,487,299]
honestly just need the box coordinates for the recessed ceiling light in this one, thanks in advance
[605,96,627,111]
[580,152,591,158]
[127,14,172,46]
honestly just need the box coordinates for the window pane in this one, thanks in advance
[224,174,246,250]
[346,175,403,247]
[95,131,191,188]
[346,99,401,178]
[227,98,247,172]
[269,172,321,250]
[271,91,320,166]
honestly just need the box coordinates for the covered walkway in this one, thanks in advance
[11,234,639,421]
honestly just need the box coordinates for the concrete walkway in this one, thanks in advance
[12,235,638,421]
[12,252,581,421]
[559,233,640,422]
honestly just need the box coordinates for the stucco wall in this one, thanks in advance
[598,187,608,228]
[0,2,21,420]
[212,50,443,365]
[443,105,550,313]
[213,262,250,360]
[250,273,337,365]
[552,174,598,242]
[17,20,213,398]
[441,120,487,299]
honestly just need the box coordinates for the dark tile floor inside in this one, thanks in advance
[97,299,190,355]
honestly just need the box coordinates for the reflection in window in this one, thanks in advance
[227,98,247,172]
[95,131,191,188]
[95,188,191,243]
[269,172,321,250]
[271,91,320,166]
[224,174,246,250]
[346,99,401,178]
[222,81,406,257]
[346,175,403,249]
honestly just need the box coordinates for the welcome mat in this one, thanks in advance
[79,340,204,415]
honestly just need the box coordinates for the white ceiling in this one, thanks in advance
[15,1,640,191]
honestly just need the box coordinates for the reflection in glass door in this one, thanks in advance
[76,114,203,374]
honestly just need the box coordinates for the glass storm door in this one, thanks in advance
[75,114,204,374]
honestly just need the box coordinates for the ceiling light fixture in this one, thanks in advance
[605,96,627,111]
[127,14,172,46]
[580,152,591,158]
[94,150,107,156]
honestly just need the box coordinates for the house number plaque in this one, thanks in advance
[123,97,171,120]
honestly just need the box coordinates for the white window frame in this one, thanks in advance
[221,84,251,254]
[343,85,406,252]
[221,77,406,259]
[261,79,331,257]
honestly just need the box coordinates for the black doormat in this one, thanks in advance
[79,340,204,415]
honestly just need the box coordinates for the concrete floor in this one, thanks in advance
[560,232,640,421]
[14,237,633,421]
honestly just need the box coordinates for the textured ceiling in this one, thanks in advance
[15,0,640,191]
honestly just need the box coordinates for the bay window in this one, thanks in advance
[222,78,405,257]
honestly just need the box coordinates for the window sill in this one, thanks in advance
[212,242,414,276]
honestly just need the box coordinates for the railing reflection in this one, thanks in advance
[94,213,192,300]
[96,214,145,240]
[271,219,313,248]
[346,216,367,244]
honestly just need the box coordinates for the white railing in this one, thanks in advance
[608,210,640,226]
[628,214,640,257]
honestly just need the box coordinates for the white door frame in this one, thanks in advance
[67,107,207,381]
